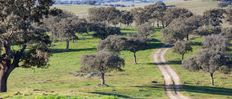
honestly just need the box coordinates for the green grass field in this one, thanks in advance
[165,36,232,99]
[1,1,231,98]
[0,29,167,99]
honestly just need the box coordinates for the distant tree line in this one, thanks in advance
[218,0,232,7]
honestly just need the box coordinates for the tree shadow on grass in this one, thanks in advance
[182,85,232,96]
[133,84,164,89]
[154,60,182,65]
[226,47,232,52]
[89,92,132,98]
[121,27,135,31]
[134,84,232,96]
[145,38,172,50]
[191,41,202,46]
[49,48,96,54]
[146,60,182,66]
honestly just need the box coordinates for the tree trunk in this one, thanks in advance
[161,20,165,28]
[0,66,14,92]
[0,71,8,92]
[133,52,137,64]
[157,21,160,28]
[66,38,70,51]
[0,41,19,92]
[186,34,189,41]
[210,73,214,86]
[100,72,105,85]
[181,54,185,60]
[126,24,129,27]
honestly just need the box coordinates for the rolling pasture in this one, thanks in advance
[1,0,232,99]
[1,29,166,98]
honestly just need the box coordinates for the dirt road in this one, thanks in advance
[154,48,189,99]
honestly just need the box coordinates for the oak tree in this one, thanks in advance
[56,16,80,50]
[173,41,192,60]
[183,34,230,85]
[124,36,147,64]
[203,9,225,28]
[222,27,232,39]
[145,1,167,28]
[137,22,154,38]
[203,34,227,52]
[98,35,127,52]
[197,26,222,36]
[161,19,186,44]
[131,8,149,25]
[183,49,230,86]
[164,8,193,27]
[120,11,133,26]
[225,8,232,25]
[92,25,121,40]
[80,51,124,85]
[88,7,121,25]
[0,0,53,92]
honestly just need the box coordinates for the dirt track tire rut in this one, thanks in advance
[154,48,189,99]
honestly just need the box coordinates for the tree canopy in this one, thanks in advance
[173,41,192,60]
[131,8,150,25]
[203,34,228,52]
[120,11,133,26]
[137,22,154,38]
[183,34,230,85]
[164,8,193,27]
[91,24,121,40]
[203,9,225,28]
[0,0,54,92]
[124,36,148,64]
[88,7,121,25]
[225,8,232,25]
[98,35,127,52]
[183,49,229,85]
[80,51,124,85]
